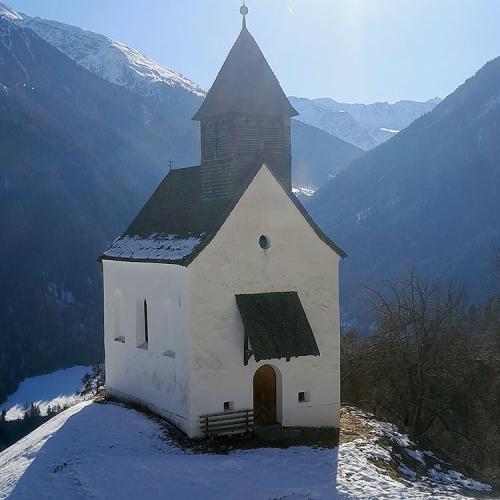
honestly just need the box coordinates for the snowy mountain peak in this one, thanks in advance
[0,2,23,21]
[3,5,205,100]
[290,96,442,150]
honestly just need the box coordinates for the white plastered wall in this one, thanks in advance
[187,164,341,437]
[103,260,191,433]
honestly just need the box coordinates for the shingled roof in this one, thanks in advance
[236,292,320,362]
[100,162,346,265]
[192,25,298,121]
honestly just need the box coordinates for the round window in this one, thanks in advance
[259,235,270,250]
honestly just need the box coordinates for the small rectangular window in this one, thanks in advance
[298,391,310,403]
[223,401,234,412]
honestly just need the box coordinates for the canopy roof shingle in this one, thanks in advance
[236,292,320,362]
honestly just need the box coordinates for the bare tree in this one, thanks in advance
[339,267,500,480]
[366,269,469,437]
[80,364,105,397]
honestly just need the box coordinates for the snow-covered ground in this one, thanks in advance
[0,401,491,499]
[339,408,491,498]
[0,366,91,421]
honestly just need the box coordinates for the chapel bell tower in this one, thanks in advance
[192,4,298,200]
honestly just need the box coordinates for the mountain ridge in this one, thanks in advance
[290,96,442,150]
[307,56,500,326]
[0,1,205,99]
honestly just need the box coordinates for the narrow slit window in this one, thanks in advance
[113,290,124,343]
[143,299,149,344]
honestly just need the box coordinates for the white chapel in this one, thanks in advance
[100,6,345,438]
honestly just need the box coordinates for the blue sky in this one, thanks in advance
[6,0,500,103]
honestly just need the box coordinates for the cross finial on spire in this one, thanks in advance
[240,1,248,30]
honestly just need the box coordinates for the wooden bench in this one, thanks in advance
[199,409,254,437]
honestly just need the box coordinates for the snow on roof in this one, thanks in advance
[0,401,491,499]
[103,234,202,262]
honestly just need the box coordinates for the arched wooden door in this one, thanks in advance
[253,365,277,425]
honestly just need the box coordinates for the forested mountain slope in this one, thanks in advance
[308,57,500,326]
[0,16,201,401]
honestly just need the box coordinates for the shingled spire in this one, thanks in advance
[194,5,298,200]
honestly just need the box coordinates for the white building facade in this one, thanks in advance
[101,11,345,438]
